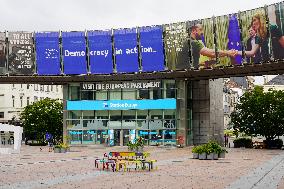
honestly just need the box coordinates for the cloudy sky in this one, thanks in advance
[1,0,283,31]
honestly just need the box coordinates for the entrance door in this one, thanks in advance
[113,130,120,146]
[123,130,130,146]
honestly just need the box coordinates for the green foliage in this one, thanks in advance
[192,141,225,155]
[127,137,145,151]
[233,138,253,148]
[20,98,63,144]
[231,86,284,141]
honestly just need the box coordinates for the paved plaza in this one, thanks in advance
[0,145,284,189]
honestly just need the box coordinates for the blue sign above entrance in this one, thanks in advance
[67,99,176,110]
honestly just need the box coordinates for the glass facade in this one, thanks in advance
[64,80,185,146]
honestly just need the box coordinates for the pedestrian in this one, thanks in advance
[224,134,229,147]
[48,139,53,152]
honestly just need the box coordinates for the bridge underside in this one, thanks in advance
[0,61,284,84]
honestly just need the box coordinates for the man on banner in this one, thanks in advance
[190,24,237,69]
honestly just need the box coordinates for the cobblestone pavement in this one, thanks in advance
[0,145,283,189]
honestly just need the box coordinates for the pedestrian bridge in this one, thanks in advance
[0,2,283,84]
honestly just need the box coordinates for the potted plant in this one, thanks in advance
[218,148,228,158]
[206,143,215,160]
[127,137,145,152]
[198,145,207,160]
[60,143,68,153]
[54,145,61,153]
[192,146,202,159]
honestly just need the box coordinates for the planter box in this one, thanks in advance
[198,153,206,160]
[218,152,226,158]
[192,153,199,159]
[54,147,61,153]
[213,153,219,160]
[207,153,214,160]
[61,148,67,153]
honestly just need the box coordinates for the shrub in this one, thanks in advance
[233,138,253,148]
[263,139,283,149]
[29,142,47,146]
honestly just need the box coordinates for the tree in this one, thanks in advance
[20,98,63,144]
[231,86,284,141]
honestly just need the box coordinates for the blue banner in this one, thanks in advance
[35,32,61,75]
[227,14,242,65]
[88,30,113,74]
[114,28,139,73]
[62,32,87,75]
[140,26,165,72]
[67,99,176,110]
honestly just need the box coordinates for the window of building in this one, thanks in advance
[46,85,50,92]
[27,84,29,89]
[34,96,38,102]
[96,90,107,100]
[138,89,149,99]
[40,85,44,92]
[69,85,80,100]
[0,112,4,118]
[109,90,121,100]
[20,96,23,107]
[56,85,59,92]
[34,84,38,91]
[27,97,30,106]
[122,89,136,100]
[12,95,15,107]
[51,85,53,91]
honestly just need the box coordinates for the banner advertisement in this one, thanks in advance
[139,26,165,72]
[8,32,34,75]
[188,19,215,69]
[267,3,284,60]
[239,8,269,64]
[88,30,113,74]
[0,32,5,75]
[67,99,176,110]
[62,32,87,75]
[113,28,139,73]
[164,22,190,70]
[35,32,61,75]
[215,14,242,67]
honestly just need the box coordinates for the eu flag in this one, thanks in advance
[227,14,242,65]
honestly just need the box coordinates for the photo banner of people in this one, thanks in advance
[267,3,284,60]
[188,18,216,70]
[239,7,269,64]
[215,14,242,67]
[163,22,190,70]
[8,32,35,75]
[0,32,5,75]
[62,31,87,75]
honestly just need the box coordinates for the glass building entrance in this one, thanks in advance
[64,80,185,146]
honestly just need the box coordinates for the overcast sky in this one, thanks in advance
[1,0,283,31]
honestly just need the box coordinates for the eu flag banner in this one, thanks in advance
[140,26,165,72]
[62,32,87,75]
[228,14,242,65]
[35,32,61,75]
[0,32,5,75]
[114,28,139,73]
[8,32,35,75]
[88,30,113,74]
